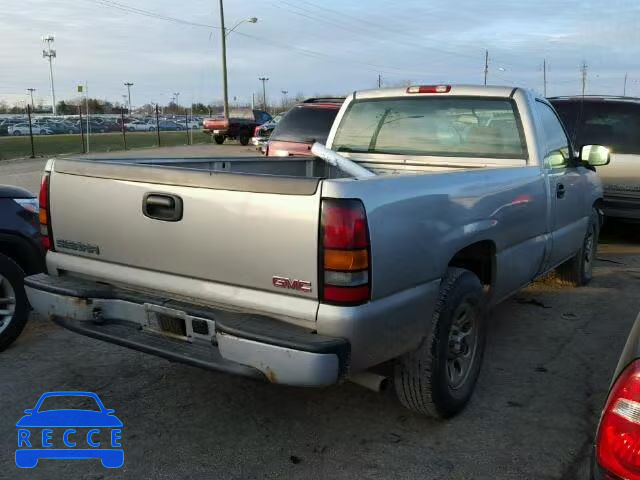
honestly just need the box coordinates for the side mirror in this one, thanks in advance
[580,145,610,167]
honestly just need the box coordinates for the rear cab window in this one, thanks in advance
[270,107,340,144]
[331,97,527,159]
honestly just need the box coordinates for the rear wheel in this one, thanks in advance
[0,253,29,352]
[13,131,21,136]
[39,130,46,135]
[554,208,600,287]
[239,131,251,146]
[394,267,487,418]
[213,134,225,145]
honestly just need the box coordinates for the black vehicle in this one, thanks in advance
[44,122,80,135]
[592,312,640,479]
[0,185,45,351]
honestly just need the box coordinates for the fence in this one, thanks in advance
[0,105,215,161]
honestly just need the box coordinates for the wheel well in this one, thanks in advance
[448,241,496,287]
[0,238,44,275]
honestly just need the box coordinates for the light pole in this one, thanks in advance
[258,77,269,111]
[27,88,36,112]
[124,82,134,115]
[173,92,180,113]
[42,35,57,115]
[217,0,257,121]
[281,89,288,109]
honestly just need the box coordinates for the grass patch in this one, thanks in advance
[0,131,214,160]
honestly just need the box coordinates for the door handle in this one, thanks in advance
[556,183,566,199]
[143,193,183,221]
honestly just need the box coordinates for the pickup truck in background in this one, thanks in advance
[25,85,610,418]
[202,109,272,146]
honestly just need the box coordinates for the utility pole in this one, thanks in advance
[484,50,489,86]
[42,35,57,115]
[124,82,134,115]
[378,74,382,88]
[258,77,269,111]
[281,89,288,108]
[624,72,628,96]
[581,62,588,97]
[218,0,229,121]
[543,59,547,97]
[27,88,36,112]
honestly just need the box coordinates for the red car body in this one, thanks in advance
[266,98,344,157]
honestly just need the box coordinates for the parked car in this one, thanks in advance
[126,120,155,132]
[43,122,80,135]
[24,85,609,418]
[592,311,640,480]
[251,112,285,150]
[0,185,45,351]
[8,124,53,136]
[549,96,640,221]
[266,98,344,156]
[157,120,184,131]
[202,109,271,145]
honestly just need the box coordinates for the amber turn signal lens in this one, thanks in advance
[39,209,48,225]
[324,249,368,271]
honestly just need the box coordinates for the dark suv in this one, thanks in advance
[266,98,344,157]
[549,96,640,221]
[0,185,45,351]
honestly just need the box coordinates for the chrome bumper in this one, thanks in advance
[25,274,348,387]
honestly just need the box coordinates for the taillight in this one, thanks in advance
[596,359,640,480]
[320,199,370,305]
[406,85,451,94]
[253,126,260,137]
[38,172,54,251]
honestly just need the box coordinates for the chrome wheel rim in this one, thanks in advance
[447,299,479,390]
[0,274,16,334]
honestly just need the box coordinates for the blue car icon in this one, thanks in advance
[16,391,123,468]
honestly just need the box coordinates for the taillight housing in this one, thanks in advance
[320,199,371,305]
[596,359,640,480]
[38,172,54,251]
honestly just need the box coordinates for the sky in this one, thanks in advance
[1,0,639,109]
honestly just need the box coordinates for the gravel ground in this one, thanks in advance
[1,148,639,479]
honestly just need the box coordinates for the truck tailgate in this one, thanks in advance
[48,160,321,300]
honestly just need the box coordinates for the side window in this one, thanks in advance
[536,101,570,169]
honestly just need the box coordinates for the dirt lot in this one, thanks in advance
[1,149,639,479]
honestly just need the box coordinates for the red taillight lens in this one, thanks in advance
[596,359,640,480]
[322,202,369,249]
[253,126,260,136]
[320,199,370,305]
[406,85,451,94]
[38,172,53,251]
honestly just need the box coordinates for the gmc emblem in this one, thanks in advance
[272,276,312,293]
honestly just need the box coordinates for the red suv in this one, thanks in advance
[266,98,344,157]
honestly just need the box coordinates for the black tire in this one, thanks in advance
[394,267,487,418]
[149,127,155,132]
[0,253,29,352]
[554,208,600,287]
[213,134,225,145]
[13,131,21,136]
[40,130,46,135]
[68,129,75,134]
[239,131,251,146]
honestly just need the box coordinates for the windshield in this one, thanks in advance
[552,100,640,155]
[332,97,526,158]
[38,395,101,412]
[270,106,339,143]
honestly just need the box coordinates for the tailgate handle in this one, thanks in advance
[143,193,183,222]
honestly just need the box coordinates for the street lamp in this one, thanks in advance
[42,35,57,115]
[226,17,258,37]
[124,82,134,115]
[258,77,269,111]
[27,88,36,112]
[217,0,258,121]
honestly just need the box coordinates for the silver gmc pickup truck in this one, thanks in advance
[26,85,610,418]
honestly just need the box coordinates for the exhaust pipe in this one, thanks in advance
[349,372,389,392]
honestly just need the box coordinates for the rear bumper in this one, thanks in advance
[203,128,229,135]
[24,274,349,387]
